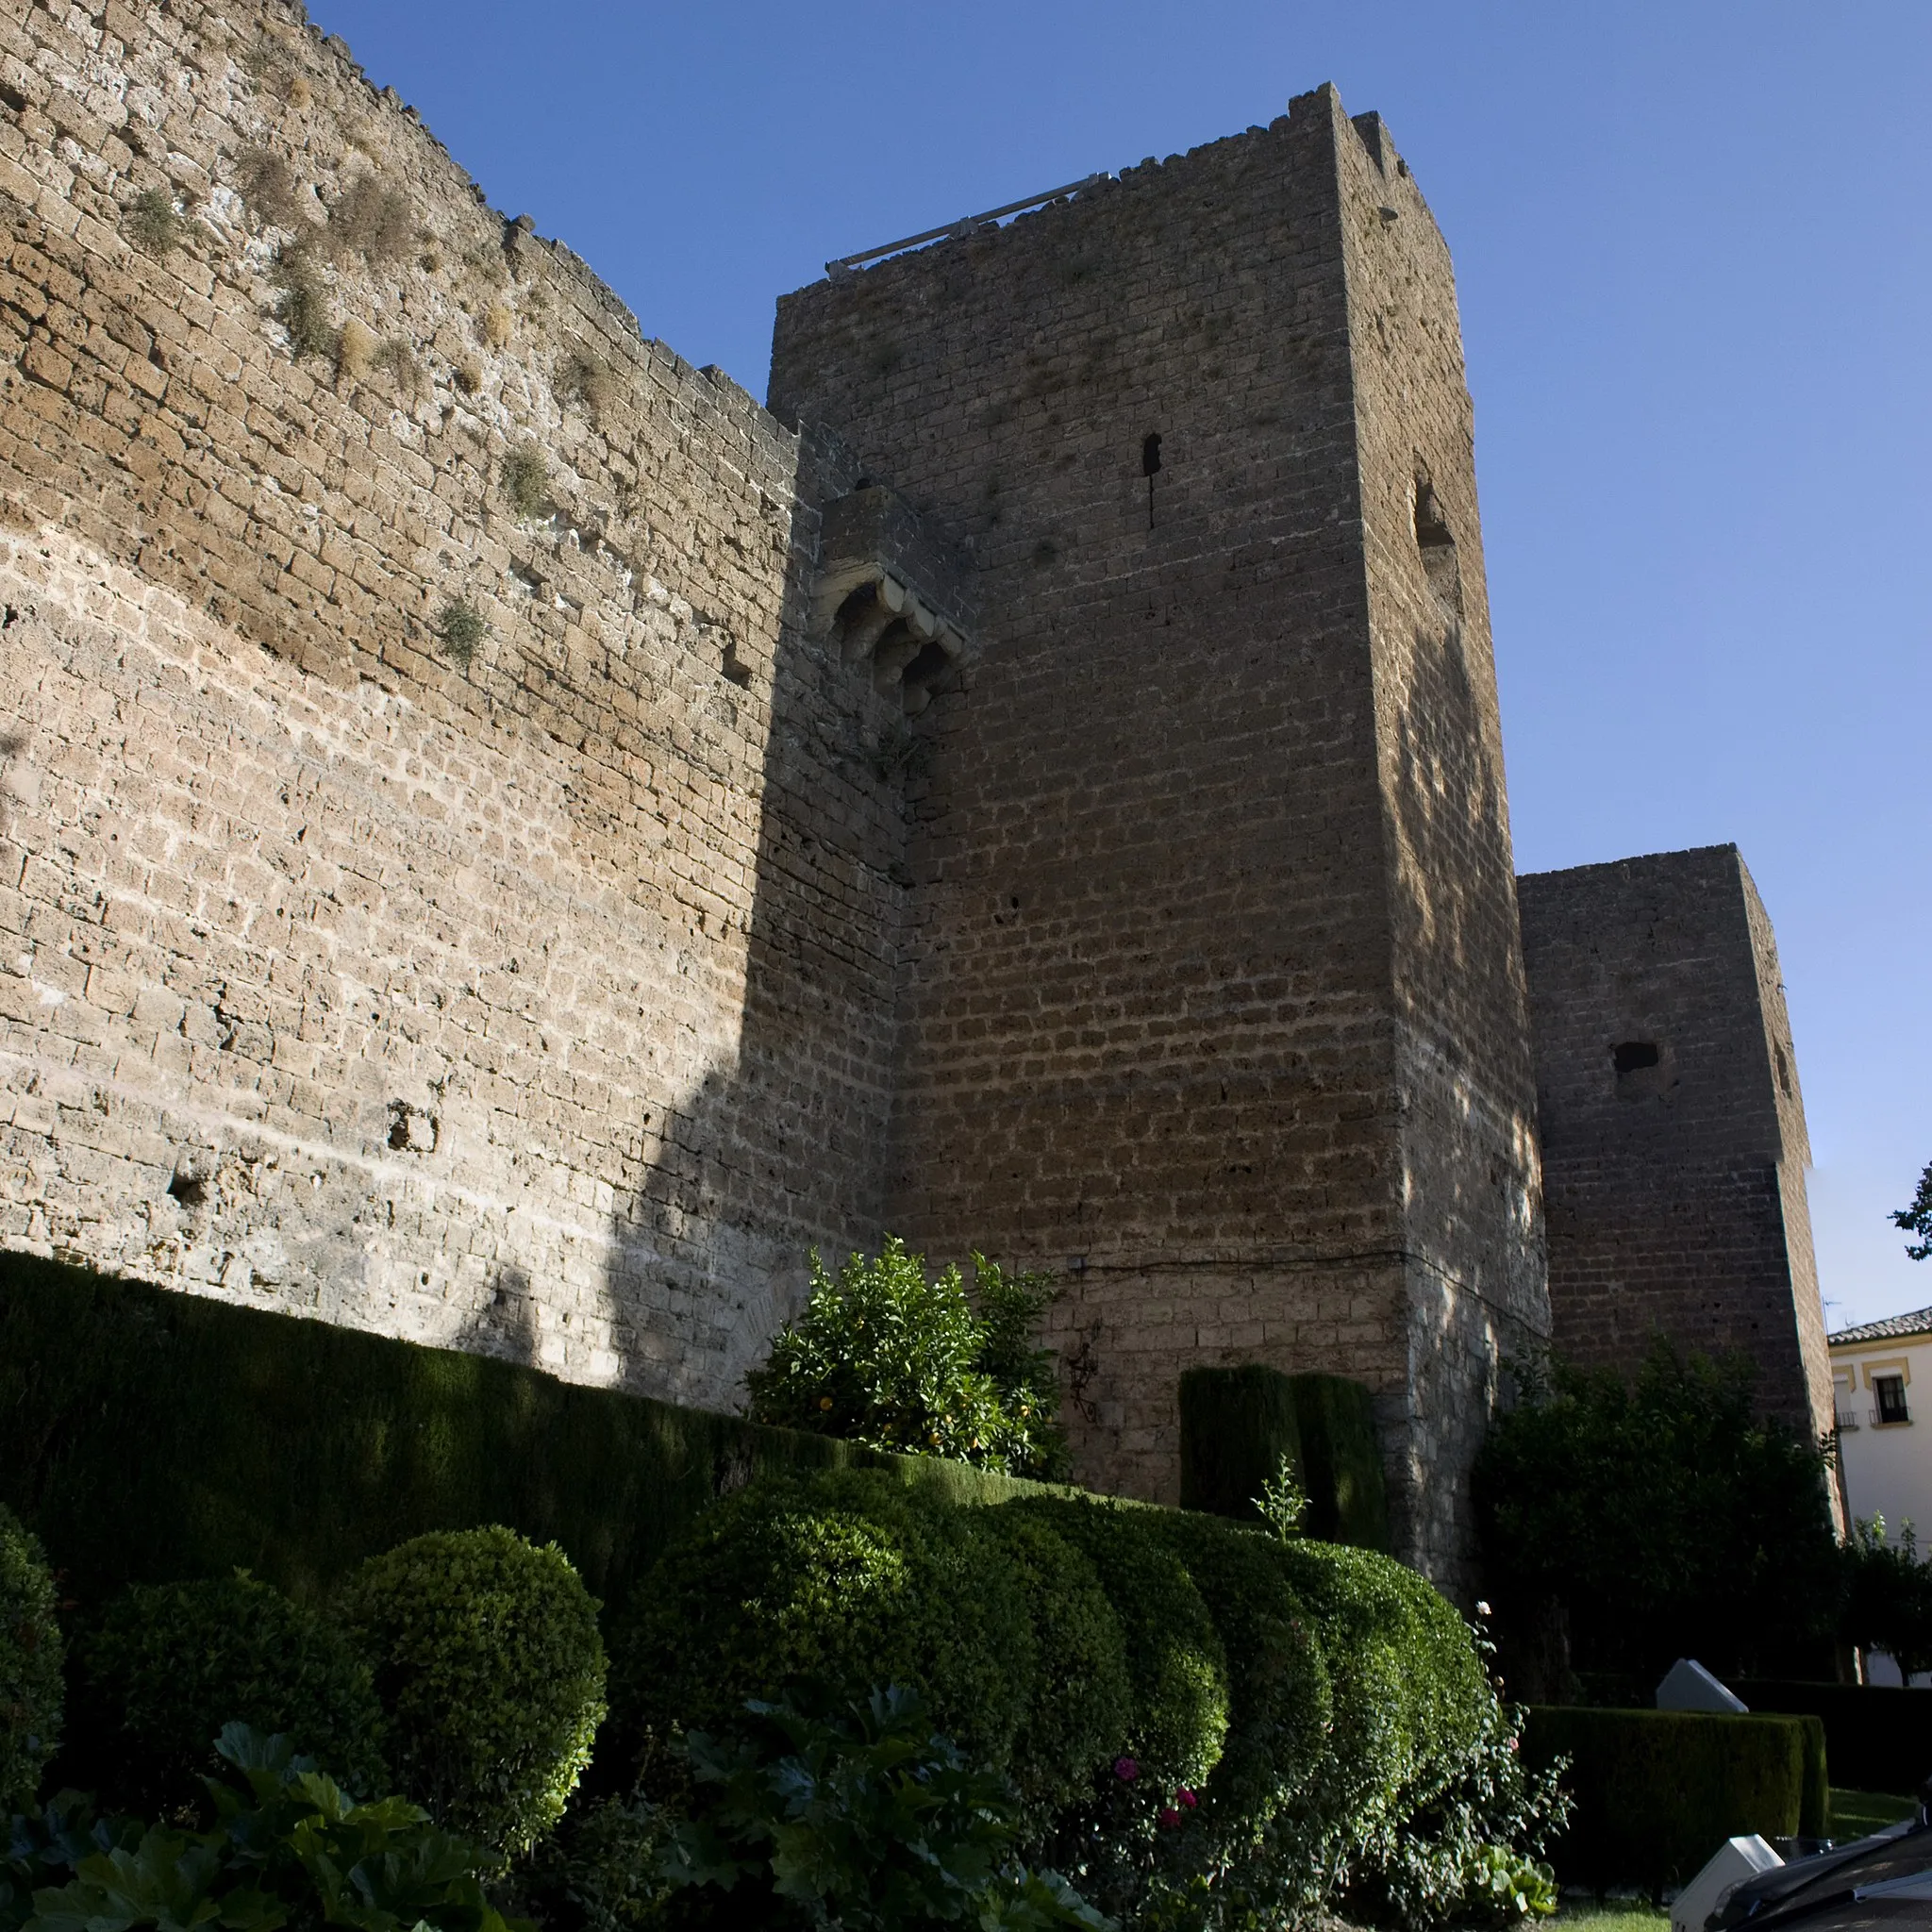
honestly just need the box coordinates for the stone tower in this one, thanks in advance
[1517,845,1834,1445]
[771,86,1549,1581]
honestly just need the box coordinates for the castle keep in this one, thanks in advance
[0,2,1829,1584]
[1518,847,1834,1444]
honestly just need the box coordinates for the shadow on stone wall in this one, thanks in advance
[553,446,922,1416]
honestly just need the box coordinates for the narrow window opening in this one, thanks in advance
[1612,1041,1660,1074]
[1774,1043,1793,1098]
[1141,432,1161,530]
[1413,475,1462,618]
[1875,1374,1911,1426]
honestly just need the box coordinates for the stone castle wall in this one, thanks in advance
[771,88,1548,1582]
[0,0,922,1403]
[1517,845,1835,1444]
[0,0,1556,1586]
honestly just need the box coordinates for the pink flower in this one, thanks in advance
[1176,1788,1198,1809]
[1114,1757,1139,1782]
[1158,1806,1182,1828]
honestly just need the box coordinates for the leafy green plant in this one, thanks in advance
[67,1573,384,1819]
[1454,1844,1559,1924]
[512,1792,670,1932]
[1008,1500,1229,1794]
[334,1527,606,1862]
[661,1685,1109,1932]
[1474,1343,1842,1681]
[1342,1675,1570,1929]
[0,1507,61,1810]
[744,1240,1069,1479]
[1840,1514,1932,1677]
[974,1512,1130,1814]
[124,189,184,257]
[500,445,549,521]
[606,1471,1033,1794]
[435,600,489,667]
[1255,1453,1309,1540]
[274,247,337,362]
[5,1724,516,1932]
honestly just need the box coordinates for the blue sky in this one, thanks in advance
[306,1,1932,1329]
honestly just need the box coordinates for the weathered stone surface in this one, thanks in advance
[0,3,1555,1589]
[0,0,920,1410]
[771,89,1549,1584]
[1517,845,1834,1450]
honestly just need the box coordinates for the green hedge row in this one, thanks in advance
[0,1252,1062,1623]
[613,1464,1496,1923]
[1178,1363,1391,1549]
[1732,1678,1932,1798]
[1521,1707,1823,1890]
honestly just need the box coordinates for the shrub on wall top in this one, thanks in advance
[0,1504,62,1808]
[67,1571,385,1816]
[744,1240,1071,1479]
[335,1525,607,1861]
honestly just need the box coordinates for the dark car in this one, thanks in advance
[1711,1793,1932,1930]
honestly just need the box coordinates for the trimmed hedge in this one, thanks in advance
[1522,1707,1811,1889]
[607,1469,1037,1788]
[1009,1495,1231,1790]
[1732,1679,1932,1799]
[976,1506,1133,1809]
[1139,1510,1331,1839]
[0,1503,61,1807]
[1178,1365,1391,1550]
[0,1252,1064,1623]
[335,1526,607,1860]
[1273,1539,1490,1857]
[66,1573,387,1813]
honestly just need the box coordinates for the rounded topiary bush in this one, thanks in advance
[0,1505,63,1808]
[608,1470,1034,1785]
[70,1572,385,1813]
[1271,1540,1487,1858]
[1008,1497,1229,1791]
[1143,1511,1332,1839]
[977,1507,1131,1809]
[335,1526,607,1861]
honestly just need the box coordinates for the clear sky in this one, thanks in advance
[305,0,1932,1330]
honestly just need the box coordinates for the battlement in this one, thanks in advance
[800,86,1448,301]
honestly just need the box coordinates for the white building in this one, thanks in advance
[1830,1305,1932,1686]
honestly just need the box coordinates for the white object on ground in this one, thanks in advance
[1657,1657,1749,1714]
[1670,1835,1784,1932]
